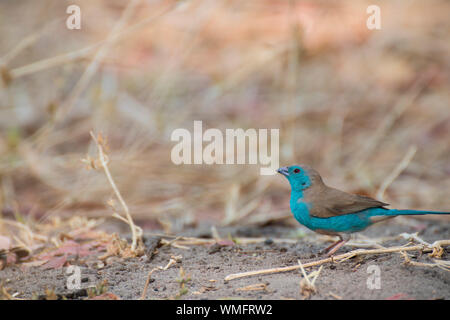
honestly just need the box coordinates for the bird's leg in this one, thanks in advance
[318,234,343,255]
[326,240,346,256]
[326,234,351,256]
[321,238,342,255]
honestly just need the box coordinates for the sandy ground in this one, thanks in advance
[2,219,449,300]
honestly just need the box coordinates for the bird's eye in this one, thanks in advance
[293,168,300,174]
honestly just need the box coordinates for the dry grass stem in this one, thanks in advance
[376,145,417,200]
[399,232,431,247]
[328,291,343,300]
[401,252,450,271]
[298,259,323,298]
[236,283,268,292]
[160,237,189,250]
[140,255,182,300]
[89,131,140,252]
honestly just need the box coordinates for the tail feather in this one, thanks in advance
[388,209,450,216]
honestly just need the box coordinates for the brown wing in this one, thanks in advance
[303,186,389,218]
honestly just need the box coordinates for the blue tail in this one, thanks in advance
[387,209,450,216]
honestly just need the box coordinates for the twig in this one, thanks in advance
[298,259,323,298]
[140,255,182,300]
[160,237,190,250]
[311,265,323,286]
[236,283,268,292]
[224,240,450,281]
[297,259,311,286]
[401,252,450,271]
[89,131,139,252]
[112,213,143,238]
[399,232,431,247]
[211,226,221,242]
[328,291,342,300]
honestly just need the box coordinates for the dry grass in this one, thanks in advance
[0,0,449,252]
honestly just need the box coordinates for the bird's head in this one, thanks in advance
[277,165,323,192]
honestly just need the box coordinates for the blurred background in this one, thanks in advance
[0,0,449,241]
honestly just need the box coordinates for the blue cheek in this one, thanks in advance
[302,176,311,189]
[288,174,311,191]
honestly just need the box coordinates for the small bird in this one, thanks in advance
[277,165,449,255]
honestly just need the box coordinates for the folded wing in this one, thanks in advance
[304,186,389,218]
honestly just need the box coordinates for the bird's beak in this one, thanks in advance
[277,167,289,177]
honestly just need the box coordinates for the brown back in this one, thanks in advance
[302,167,388,218]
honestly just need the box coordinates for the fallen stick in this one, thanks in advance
[224,240,450,281]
